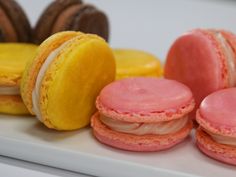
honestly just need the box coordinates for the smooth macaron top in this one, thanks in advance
[197,88,236,136]
[164,29,236,119]
[165,29,228,102]
[97,78,195,122]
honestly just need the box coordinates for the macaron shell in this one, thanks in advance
[0,43,37,86]
[197,88,236,137]
[0,95,29,115]
[69,5,109,41]
[0,0,32,42]
[34,0,82,44]
[51,4,109,42]
[51,4,84,33]
[113,49,162,79]
[196,128,236,165]
[164,29,228,118]
[40,34,115,130]
[21,31,81,115]
[91,112,192,151]
[97,78,195,123]
[0,6,18,42]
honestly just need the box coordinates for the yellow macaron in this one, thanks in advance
[0,43,37,115]
[21,31,116,130]
[113,49,162,79]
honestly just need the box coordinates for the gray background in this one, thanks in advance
[17,0,236,61]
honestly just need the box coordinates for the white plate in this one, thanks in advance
[0,115,234,177]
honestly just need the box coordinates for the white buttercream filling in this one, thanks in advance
[32,40,73,122]
[215,32,236,87]
[0,86,20,95]
[100,115,188,135]
[205,130,236,147]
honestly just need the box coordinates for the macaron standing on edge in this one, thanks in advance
[21,31,116,130]
[113,49,162,80]
[34,0,109,44]
[0,0,32,42]
[0,43,37,115]
[196,88,236,166]
[91,78,195,151]
[164,29,236,119]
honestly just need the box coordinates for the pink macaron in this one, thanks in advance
[196,88,236,165]
[91,77,195,151]
[164,29,236,119]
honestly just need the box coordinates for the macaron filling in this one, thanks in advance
[214,31,236,86]
[203,129,236,147]
[32,39,73,121]
[100,114,189,135]
[0,86,20,95]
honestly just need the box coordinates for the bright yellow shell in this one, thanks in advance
[41,35,116,130]
[0,43,37,115]
[21,32,116,130]
[113,49,162,79]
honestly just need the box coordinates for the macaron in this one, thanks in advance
[164,29,236,119]
[91,78,195,151]
[34,0,109,44]
[113,49,162,80]
[0,43,37,115]
[196,88,236,165]
[0,0,32,42]
[21,31,115,130]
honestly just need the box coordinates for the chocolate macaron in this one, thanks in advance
[34,0,109,44]
[0,0,32,42]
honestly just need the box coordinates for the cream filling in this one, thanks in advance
[100,115,188,135]
[205,129,236,147]
[215,32,236,87]
[0,86,20,95]
[32,39,73,122]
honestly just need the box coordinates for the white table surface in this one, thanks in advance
[0,156,90,177]
[2,0,236,176]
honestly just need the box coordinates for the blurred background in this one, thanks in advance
[16,0,236,62]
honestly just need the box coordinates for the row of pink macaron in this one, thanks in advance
[91,77,236,166]
[91,28,236,166]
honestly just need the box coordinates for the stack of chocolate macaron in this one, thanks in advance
[0,0,109,43]
[0,0,236,168]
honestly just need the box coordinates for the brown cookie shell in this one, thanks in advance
[70,5,109,41]
[0,6,18,42]
[34,0,82,44]
[0,0,32,42]
[52,4,109,41]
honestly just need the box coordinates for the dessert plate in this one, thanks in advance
[0,115,234,177]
